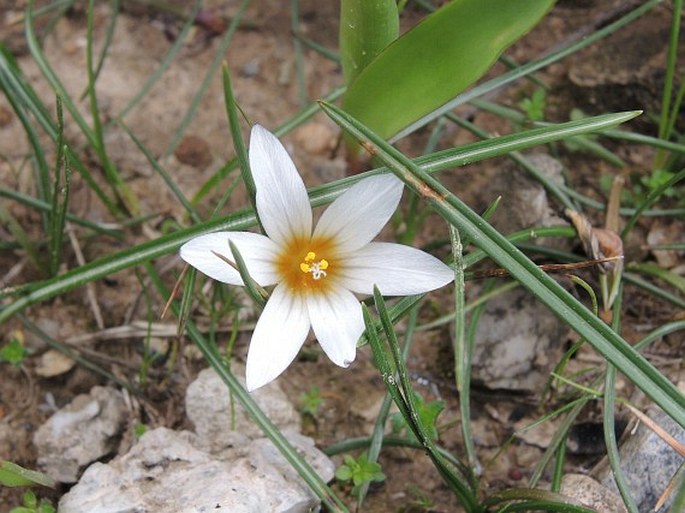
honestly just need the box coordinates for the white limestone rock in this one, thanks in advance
[59,367,335,513]
[185,366,301,450]
[561,473,627,513]
[470,287,567,391]
[33,386,127,483]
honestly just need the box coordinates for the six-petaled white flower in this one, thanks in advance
[180,125,453,391]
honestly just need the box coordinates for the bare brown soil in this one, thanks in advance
[0,1,682,511]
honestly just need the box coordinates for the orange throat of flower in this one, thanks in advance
[276,236,336,294]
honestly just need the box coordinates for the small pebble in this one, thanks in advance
[0,105,13,127]
[241,60,260,77]
[174,135,212,169]
[508,468,523,481]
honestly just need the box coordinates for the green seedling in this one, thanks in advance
[519,87,547,122]
[299,386,324,417]
[0,336,29,367]
[134,423,148,439]
[335,453,386,498]
[390,390,445,442]
[9,490,55,513]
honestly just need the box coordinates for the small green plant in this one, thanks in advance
[390,391,445,442]
[335,454,386,498]
[519,87,547,122]
[133,423,148,439]
[404,485,435,512]
[601,168,685,208]
[1,460,56,513]
[299,386,324,417]
[9,490,55,513]
[638,168,683,201]
[0,335,29,366]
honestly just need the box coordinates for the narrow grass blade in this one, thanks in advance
[18,314,140,396]
[222,65,258,219]
[657,0,682,143]
[629,262,685,296]
[0,44,120,215]
[227,240,268,308]
[149,268,349,513]
[450,225,479,478]
[290,0,307,106]
[621,168,685,238]
[320,100,685,428]
[48,143,71,277]
[624,272,685,310]
[0,51,51,210]
[372,288,477,510]
[85,0,139,215]
[163,0,251,158]
[447,113,576,211]
[26,0,135,215]
[357,305,418,508]
[82,0,120,100]
[0,201,41,271]
[192,85,346,205]
[119,121,201,223]
[603,292,640,513]
[116,0,203,121]
[0,187,121,238]
[0,112,646,323]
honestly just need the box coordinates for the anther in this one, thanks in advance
[300,252,329,280]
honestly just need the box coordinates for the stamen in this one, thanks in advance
[299,251,329,280]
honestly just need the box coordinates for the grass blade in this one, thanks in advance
[163,0,252,158]
[0,111,644,321]
[148,266,349,513]
[320,100,685,429]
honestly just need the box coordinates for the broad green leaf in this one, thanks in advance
[343,0,555,142]
[0,461,55,488]
[339,0,399,84]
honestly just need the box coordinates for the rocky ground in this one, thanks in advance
[0,1,683,512]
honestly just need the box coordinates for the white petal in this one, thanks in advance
[338,242,453,295]
[314,175,403,252]
[250,124,313,245]
[246,284,310,391]
[180,231,280,286]
[306,287,364,368]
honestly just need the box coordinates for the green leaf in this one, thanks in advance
[342,0,555,142]
[334,454,385,488]
[0,338,29,366]
[339,0,398,84]
[519,88,547,122]
[335,465,353,481]
[630,262,685,295]
[299,386,324,417]
[0,461,56,488]
[390,391,444,442]
[0,111,641,324]
[319,100,685,430]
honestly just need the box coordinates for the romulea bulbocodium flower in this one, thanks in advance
[180,124,453,391]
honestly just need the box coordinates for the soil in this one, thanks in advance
[0,1,683,512]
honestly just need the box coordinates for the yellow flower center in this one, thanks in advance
[276,236,335,294]
[299,252,329,280]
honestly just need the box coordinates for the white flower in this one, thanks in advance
[180,125,453,391]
